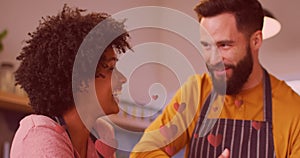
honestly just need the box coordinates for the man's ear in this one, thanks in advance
[250,30,263,50]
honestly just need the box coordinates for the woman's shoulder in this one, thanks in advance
[15,114,70,141]
[11,114,73,157]
[19,114,61,131]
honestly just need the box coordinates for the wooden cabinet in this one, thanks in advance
[0,92,30,157]
[0,92,152,131]
[0,91,32,113]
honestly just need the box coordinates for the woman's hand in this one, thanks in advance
[218,148,230,158]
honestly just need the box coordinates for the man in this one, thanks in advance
[130,0,300,157]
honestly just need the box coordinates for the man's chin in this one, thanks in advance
[212,73,226,82]
[211,75,227,95]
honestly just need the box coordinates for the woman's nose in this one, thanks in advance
[115,69,127,84]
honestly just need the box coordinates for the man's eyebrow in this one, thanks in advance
[216,40,235,45]
[200,41,212,45]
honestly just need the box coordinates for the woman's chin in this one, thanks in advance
[111,105,120,114]
[106,102,120,115]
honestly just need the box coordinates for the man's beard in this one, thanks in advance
[207,46,253,95]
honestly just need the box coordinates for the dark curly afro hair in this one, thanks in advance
[15,4,131,117]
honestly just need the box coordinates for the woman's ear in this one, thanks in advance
[250,30,263,51]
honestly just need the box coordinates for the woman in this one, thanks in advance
[10,4,131,158]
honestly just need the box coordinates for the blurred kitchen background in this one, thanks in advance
[0,0,299,157]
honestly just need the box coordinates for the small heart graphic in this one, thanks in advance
[174,102,186,113]
[212,106,218,112]
[207,133,223,147]
[252,121,262,130]
[159,124,178,140]
[165,146,176,156]
[95,138,118,158]
[54,125,65,134]
[234,100,243,108]
[152,95,158,100]
[194,133,199,138]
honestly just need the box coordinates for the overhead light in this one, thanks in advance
[262,9,281,40]
[286,80,300,95]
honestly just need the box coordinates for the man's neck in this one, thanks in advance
[242,65,264,91]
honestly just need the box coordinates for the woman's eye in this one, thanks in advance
[101,63,109,69]
[221,44,229,47]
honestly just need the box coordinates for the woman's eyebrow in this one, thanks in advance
[100,56,118,62]
[106,57,119,62]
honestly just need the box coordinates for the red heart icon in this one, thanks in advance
[194,133,199,138]
[54,125,65,134]
[165,146,176,156]
[174,102,186,113]
[207,133,222,147]
[234,100,243,108]
[152,95,158,100]
[95,138,118,158]
[252,121,262,130]
[212,106,218,112]
[159,124,178,140]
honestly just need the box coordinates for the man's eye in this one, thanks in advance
[201,42,209,47]
[218,43,232,49]
[201,42,212,50]
[220,43,229,47]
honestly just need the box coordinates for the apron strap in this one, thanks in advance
[200,93,212,117]
[263,69,273,123]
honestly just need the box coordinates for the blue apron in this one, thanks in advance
[188,70,275,158]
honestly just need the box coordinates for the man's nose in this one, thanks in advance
[208,47,222,66]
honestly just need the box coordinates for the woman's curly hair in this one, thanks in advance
[15,4,131,117]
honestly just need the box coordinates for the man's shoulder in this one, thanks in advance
[270,75,300,113]
[187,73,212,85]
[269,74,300,98]
[181,73,212,93]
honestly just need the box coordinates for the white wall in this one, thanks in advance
[0,0,160,65]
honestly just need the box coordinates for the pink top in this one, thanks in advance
[10,114,99,158]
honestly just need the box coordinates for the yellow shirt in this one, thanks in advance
[130,73,300,158]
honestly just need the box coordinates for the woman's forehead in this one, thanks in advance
[101,48,118,61]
